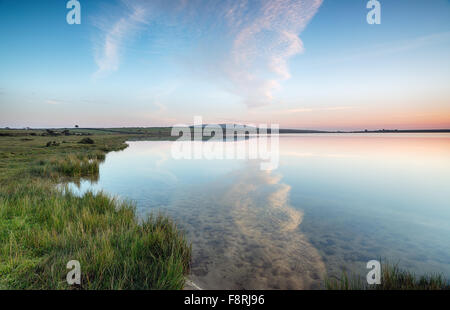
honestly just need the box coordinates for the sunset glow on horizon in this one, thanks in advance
[1,0,449,130]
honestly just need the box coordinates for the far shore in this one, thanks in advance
[1,126,449,137]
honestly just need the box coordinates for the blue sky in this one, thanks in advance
[1,0,449,129]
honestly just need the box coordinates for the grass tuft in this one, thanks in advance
[0,181,191,289]
[0,129,192,289]
[325,261,449,290]
[31,155,100,179]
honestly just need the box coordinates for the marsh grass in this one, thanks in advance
[0,129,192,289]
[31,155,100,179]
[87,151,106,161]
[325,261,449,290]
[0,180,191,289]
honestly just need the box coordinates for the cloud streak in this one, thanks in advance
[226,0,323,106]
[278,106,355,114]
[93,2,148,79]
[92,0,323,105]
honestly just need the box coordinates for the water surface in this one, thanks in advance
[71,134,450,289]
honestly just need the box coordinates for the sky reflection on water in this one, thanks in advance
[70,134,450,288]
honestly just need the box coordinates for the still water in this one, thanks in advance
[71,134,450,289]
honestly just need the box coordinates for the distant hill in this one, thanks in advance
[189,124,327,134]
[2,126,449,136]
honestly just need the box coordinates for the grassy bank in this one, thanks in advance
[326,262,449,290]
[0,128,191,289]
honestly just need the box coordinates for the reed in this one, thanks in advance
[325,261,449,290]
[0,129,192,289]
[0,180,191,289]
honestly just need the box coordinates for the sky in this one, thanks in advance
[0,0,449,130]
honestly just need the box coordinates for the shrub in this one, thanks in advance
[79,138,94,144]
[46,141,60,147]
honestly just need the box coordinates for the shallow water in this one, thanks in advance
[70,134,450,289]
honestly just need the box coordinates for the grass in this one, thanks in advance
[2,127,448,290]
[325,261,450,290]
[31,155,100,179]
[0,128,192,289]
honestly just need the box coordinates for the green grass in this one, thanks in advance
[31,155,100,179]
[3,127,448,290]
[325,261,450,290]
[0,128,192,289]
[0,128,171,184]
[0,181,191,289]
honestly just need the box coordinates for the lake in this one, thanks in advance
[70,133,450,289]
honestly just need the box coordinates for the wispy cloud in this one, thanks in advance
[226,0,323,106]
[92,0,323,105]
[305,31,450,68]
[45,99,69,105]
[93,1,148,79]
[277,106,355,114]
